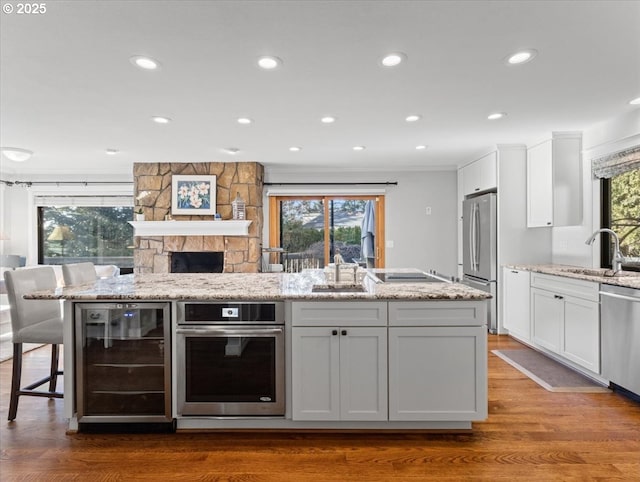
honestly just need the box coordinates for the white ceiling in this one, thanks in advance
[1,0,639,177]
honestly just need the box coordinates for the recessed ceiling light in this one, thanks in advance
[416,145,428,150]
[353,146,366,151]
[487,112,507,120]
[237,117,253,124]
[257,56,282,70]
[630,97,640,105]
[221,147,240,155]
[152,116,171,124]
[381,52,407,67]
[405,114,422,122]
[289,146,302,152]
[321,116,336,124]
[504,49,538,65]
[130,55,161,70]
[105,149,119,155]
[1,147,33,162]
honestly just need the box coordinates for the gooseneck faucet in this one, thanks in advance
[585,228,625,273]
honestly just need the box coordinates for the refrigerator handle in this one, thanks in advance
[474,202,480,271]
[468,203,475,272]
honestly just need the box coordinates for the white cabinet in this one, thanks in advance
[502,268,531,341]
[462,151,497,196]
[387,301,487,421]
[527,132,582,227]
[291,302,387,421]
[530,273,600,373]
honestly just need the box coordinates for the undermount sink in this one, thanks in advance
[311,283,367,293]
[562,267,640,278]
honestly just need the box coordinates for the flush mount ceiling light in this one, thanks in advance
[237,117,253,124]
[289,146,302,152]
[487,112,507,120]
[630,97,640,105]
[416,145,428,150]
[105,149,119,155]
[321,116,336,124]
[1,147,33,162]
[504,49,538,65]
[353,146,366,151]
[405,114,422,122]
[221,147,240,155]
[380,52,407,67]
[152,116,171,124]
[257,56,282,70]
[130,55,161,70]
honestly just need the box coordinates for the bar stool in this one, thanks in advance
[4,267,64,421]
[62,262,97,286]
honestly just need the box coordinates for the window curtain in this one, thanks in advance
[592,145,640,179]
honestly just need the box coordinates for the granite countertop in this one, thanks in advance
[506,264,640,290]
[23,268,490,301]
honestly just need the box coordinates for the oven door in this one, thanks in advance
[176,325,285,416]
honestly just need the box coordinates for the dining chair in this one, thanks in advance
[3,266,64,421]
[62,262,97,286]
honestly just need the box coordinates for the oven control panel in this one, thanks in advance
[223,307,238,318]
[177,301,284,325]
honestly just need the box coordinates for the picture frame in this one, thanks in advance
[171,175,217,215]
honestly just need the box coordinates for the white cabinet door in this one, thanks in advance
[388,326,487,421]
[292,326,387,421]
[531,287,563,353]
[561,296,600,373]
[339,327,387,421]
[291,327,340,420]
[503,268,531,341]
[462,152,497,196]
[527,140,553,227]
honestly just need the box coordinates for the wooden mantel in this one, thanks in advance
[128,220,252,237]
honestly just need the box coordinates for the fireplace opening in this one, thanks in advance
[171,252,224,273]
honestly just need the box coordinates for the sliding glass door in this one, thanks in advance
[269,195,384,272]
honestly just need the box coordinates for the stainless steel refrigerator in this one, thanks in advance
[462,192,497,333]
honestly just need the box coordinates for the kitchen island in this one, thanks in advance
[26,269,490,432]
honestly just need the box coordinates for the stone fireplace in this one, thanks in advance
[133,162,264,274]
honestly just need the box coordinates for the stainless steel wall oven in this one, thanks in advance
[176,301,285,416]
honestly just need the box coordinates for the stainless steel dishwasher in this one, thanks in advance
[600,284,640,397]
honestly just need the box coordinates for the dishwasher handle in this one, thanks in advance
[600,291,640,303]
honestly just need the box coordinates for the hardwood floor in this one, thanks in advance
[1,335,639,481]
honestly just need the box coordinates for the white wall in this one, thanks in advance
[264,168,459,276]
[552,109,640,267]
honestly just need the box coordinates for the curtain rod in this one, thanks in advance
[1,179,133,187]
[264,182,398,186]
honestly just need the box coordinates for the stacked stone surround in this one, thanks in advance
[133,162,264,274]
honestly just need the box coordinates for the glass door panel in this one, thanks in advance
[280,199,325,271]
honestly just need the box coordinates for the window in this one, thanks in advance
[36,196,134,272]
[268,195,384,271]
[601,169,640,271]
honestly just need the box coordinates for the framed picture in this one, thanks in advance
[171,175,217,215]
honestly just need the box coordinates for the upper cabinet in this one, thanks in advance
[462,151,497,196]
[527,132,582,227]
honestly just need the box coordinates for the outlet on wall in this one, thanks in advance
[425,206,432,215]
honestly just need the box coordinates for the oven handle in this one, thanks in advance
[176,327,284,336]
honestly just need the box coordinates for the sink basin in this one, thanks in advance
[562,268,640,278]
[312,283,367,293]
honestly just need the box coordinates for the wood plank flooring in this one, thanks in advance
[1,335,639,481]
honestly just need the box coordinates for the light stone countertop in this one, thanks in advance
[24,269,491,301]
[505,264,640,290]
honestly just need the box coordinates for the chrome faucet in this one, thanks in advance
[334,250,345,283]
[585,228,625,273]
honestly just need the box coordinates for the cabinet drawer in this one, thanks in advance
[292,301,387,326]
[389,301,486,327]
[530,272,599,301]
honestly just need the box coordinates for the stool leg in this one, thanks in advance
[8,343,23,421]
[49,344,60,393]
